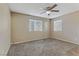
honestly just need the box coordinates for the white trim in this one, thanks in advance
[0,44,11,56]
[11,38,49,44]
[53,37,79,45]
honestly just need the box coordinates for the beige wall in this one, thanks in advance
[11,13,49,44]
[51,11,79,45]
[0,4,11,55]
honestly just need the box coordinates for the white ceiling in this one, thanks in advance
[8,3,79,19]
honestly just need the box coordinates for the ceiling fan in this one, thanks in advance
[40,4,59,16]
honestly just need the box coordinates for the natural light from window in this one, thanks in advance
[29,19,43,32]
[54,20,62,32]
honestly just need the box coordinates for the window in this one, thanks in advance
[34,20,42,31]
[54,20,62,31]
[29,19,34,31]
[29,19,43,32]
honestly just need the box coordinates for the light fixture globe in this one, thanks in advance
[46,11,51,14]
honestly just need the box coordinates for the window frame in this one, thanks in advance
[54,19,63,32]
[29,19,43,32]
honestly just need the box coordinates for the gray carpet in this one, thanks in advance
[7,38,79,56]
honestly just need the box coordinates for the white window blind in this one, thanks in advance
[29,19,43,32]
[54,20,62,31]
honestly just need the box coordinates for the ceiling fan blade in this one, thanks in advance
[40,11,46,14]
[51,10,59,12]
[48,4,57,10]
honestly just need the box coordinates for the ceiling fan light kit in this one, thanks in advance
[40,4,59,16]
[46,11,51,14]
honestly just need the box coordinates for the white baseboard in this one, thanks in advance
[0,44,11,56]
[52,37,79,45]
[11,38,49,44]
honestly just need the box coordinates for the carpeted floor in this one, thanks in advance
[7,38,79,56]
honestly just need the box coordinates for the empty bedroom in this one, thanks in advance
[1,3,79,56]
